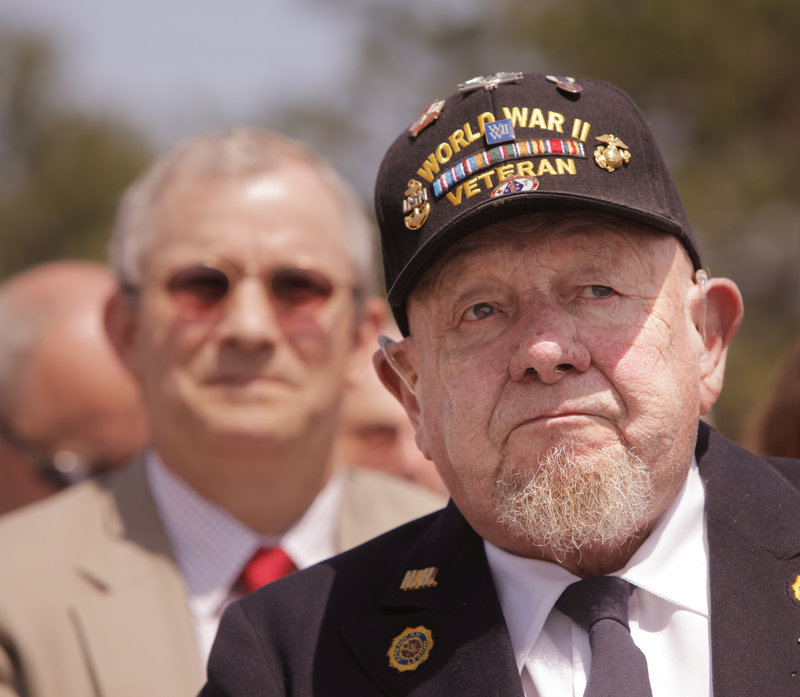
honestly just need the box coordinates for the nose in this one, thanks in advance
[509,307,590,384]
[214,276,279,352]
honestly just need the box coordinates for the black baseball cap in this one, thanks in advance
[374,72,702,335]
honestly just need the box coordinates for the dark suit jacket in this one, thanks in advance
[201,423,800,696]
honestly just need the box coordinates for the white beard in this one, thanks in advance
[493,441,653,559]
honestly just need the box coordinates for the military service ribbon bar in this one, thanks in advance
[432,138,586,197]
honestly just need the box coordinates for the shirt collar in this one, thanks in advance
[622,460,708,615]
[484,543,577,671]
[146,450,342,601]
[485,458,707,672]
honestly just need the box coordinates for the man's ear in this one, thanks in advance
[373,337,432,459]
[695,277,744,414]
[373,336,424,433]
[104,290,143,380]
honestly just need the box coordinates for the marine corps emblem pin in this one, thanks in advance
[594,134,631,172]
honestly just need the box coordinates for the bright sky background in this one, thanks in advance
[0,0,371,145]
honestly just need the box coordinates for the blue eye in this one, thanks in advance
[463,302,496,321]
[586,285,614,298]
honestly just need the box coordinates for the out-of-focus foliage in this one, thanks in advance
[0,32,153,277]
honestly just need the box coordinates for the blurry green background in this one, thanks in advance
[1,0,798,443]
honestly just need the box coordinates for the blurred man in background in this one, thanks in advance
[0,130,444,697]
[0,260,148,515]
[335,298,446,495]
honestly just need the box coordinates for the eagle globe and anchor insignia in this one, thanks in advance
[594,134,631,172]
[387,625,434,673]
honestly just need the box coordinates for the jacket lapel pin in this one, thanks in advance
[788,573,800,606]
[387,625,434,673]
[400,567,438,591]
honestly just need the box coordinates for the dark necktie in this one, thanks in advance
[237,547,296,594]
[556,576,653,697]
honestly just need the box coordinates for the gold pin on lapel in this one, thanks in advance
[788,574,800,605]
[387,625,434,672]
[400,567,438,591]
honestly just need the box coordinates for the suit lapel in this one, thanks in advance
[698,423,800,695]
[72,458,203,696]
[341,503,524,696]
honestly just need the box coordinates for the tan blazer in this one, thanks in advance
[0,457,445,697]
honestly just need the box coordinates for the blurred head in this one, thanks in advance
[743,339,800,458]
[110,129,375,300]
[0,261,148,512]
[373,74,743,573]
[105,129,377,492]
[336,299,447,495]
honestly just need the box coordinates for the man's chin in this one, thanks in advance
[205,380,292,402]
[194,405,289,439]
[494,441,653,557]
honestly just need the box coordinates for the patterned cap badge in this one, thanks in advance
[594,134,631,172]
[491,176,539,199]
[484,118,515,145]
[409,99,446,138]
[387,625,434,672]
[546,75,583,94]
[458,71,523,93]
[402,179,431,231]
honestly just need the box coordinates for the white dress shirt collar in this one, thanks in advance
[623,459,708,616]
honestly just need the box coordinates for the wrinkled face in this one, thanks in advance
[128,163,360,453]
[404,213,707,553]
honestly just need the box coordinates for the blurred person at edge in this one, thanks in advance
[335,298,447,496]
[0,260,148,515]
[0,130,445,697]
[743,338,800,459]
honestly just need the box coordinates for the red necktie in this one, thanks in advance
[237,547,296,594]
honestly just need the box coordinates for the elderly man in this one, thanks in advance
[0,260,148,514]
[201,75,800,696]
[0,130,444,697]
